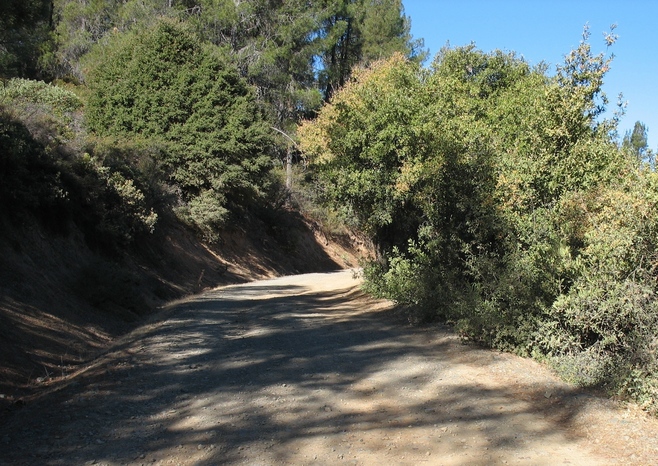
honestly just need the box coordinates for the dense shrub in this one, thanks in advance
[0,79,159,249]
[534,174,658,404]
[0,78,83,150]
[0,111,66,218]
[85,19,275,237]
[301,31,658,413]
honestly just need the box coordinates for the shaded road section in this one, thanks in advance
[1,270,658,465]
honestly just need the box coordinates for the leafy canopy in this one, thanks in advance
[86,20,273,199]
[300,30,658,411]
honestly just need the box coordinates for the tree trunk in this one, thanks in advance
[286,146,293,191]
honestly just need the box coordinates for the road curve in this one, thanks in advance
[1,270,657,465]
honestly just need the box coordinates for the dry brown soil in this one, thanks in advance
[0,211,366,403]
[1,270,658,465]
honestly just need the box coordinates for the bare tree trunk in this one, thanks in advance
[286,146,293,191]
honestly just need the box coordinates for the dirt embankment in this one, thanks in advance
[0,210,368,408]
[1,270,658,465]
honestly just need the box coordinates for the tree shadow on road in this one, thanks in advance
[0,274,610,465]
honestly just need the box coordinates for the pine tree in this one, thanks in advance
[0,0,52,78]
[622,121,649,160]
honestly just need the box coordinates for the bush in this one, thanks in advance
[0,80,160,249]
[174,189,229,243]
[85,19,275,236]
[0,111,66,218]
[531,175,658,399]
[0,78,83,150]
[302,37,658,412]
[77,153,158,243]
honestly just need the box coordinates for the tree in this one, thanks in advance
[0,0,52,78]
[85,20,274,236]
[300,29,658,410]
[300,54,427,251]
[300,30,644,367]
[227,0,325,125]
[622,121,649,161]
[317,0,425,101]
[46,0,424,126]
[360,0,425,65]
[47,0,206,80]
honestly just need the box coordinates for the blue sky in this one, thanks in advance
[402,0,657,150]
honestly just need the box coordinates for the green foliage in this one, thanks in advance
[48,0,200,80]
[0,80,160,248]
[0,0,52,78]
[300,54,428,248]
[268,164,341,235]
[0,111,66,217]
[77,150,159,242]
[303,29,658,413]
[44,0,421,130]
[85,20,274,236]
[316,0,425,100]
[624,121,649,154]
[0,78,81,115]
[533,175,658,391]
[0,79,81,221]
[360,0,425,64]
[1,0,422,244]
[0,78,83,149]
[200,0,325,126]
[622,121,652,166]
[174,190,229,243]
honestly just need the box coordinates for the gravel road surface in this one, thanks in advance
[1,270,658,465]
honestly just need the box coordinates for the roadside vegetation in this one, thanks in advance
[2,0,422,248]
[1,0,416,395]
[2,1,657,415]
[300,27,658,413]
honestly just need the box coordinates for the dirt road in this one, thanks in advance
[2,270,658,465]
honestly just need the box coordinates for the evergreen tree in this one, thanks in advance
[361,0,425,64]
[86,20,274,235]
[47,0,423,111]
[622,121,649,160]
[0,0,52,78]
[316,0,425,101]
[48,0,183,80]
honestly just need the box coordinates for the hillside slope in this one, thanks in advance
[0,209,369,410]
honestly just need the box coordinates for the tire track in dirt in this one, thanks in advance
[1,270,658,465]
